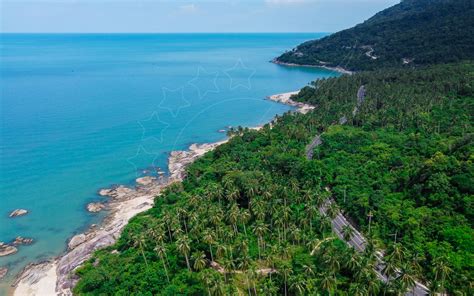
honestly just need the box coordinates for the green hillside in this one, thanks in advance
[73,1,473,294]
[276,0,474,71]
[75,63,473,295]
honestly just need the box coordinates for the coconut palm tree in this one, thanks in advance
[252,221,269,258]
[192,250,207,271]
[203,229,215,262]
[326,202,339,219]
[154,244,170,282]
[278,261,292,296]
[309,236,335,256]
[176,235,192,271]
[349,282,368,296]
[319,272,337,294]
[302,264,315,277]
[289,274,306,295]
[238,254,252,296]
[239,208,251,235]
[396,263,416,294]
[342,225,354,241]
[133,234,149,268]
[200,269,214,296]
[432,257,452,295]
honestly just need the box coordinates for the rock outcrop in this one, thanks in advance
[136,176,156,186]
[9,209,28,218]
[68,234,86,250]
[0,242,18,257]
[12,236,34,246]
[0,267,8,279]
[86,202,105,213]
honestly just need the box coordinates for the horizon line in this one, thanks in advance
[0,32,331,34]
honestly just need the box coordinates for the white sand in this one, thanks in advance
[267,91,315,114]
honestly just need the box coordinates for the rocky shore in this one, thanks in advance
[12,90,305,295]
[12,140,227,296]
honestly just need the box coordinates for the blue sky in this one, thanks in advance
[1,0,399,33]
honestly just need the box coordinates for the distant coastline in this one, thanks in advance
[271,59,353,75]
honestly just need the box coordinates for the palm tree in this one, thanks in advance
[302,264,315,277]
[238,254,252,296]
[382,256,398,278]
[176,235,192,271]
[319,272,337,294]
[154,244,170,282]
[239,208,251,235]
[432,257,452,295]
[387,243,406,264]
[278,261,292,296]
[326,202,339,219]
[289,275,306,295]
[192,250,207,271]
[200,269,214,296]
[349,283,368,296]
[309,236,335,256]
[324,251,341,273]
[342,225,354,241]
[228,203,239,233]
[203,229,215,262]
[133,234,149,268]
[396,263,416,294]
[252,221,269,259]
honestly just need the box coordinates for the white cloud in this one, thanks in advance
[179,3,197,13]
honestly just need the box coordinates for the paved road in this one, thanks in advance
[305,85,429,295]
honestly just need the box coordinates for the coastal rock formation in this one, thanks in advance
[12,236,34,246]
[99,185,133,199]
[86,202,105,213]
[68,234,86,250]
[98,188,112,196]
[0,242,18,257]
[136,176,156,186]
[0,267,7,280]
[168,141,227,180]
[9,209,28,218]
[13,140,227,295]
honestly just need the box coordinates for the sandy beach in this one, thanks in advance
[267,90,314,114]
[11,91,309,295]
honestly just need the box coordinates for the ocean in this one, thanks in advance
[0,33,338,289]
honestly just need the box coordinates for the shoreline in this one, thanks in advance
[11,92,310,296]
[271,59,353,75]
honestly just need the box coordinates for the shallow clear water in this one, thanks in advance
[0,33,338,288]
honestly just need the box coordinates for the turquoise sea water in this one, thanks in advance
[0,33,338,288]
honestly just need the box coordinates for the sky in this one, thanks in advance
[0,0,399,33]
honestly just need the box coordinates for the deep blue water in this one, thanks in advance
[0,33,338,285]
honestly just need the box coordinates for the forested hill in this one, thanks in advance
[75,63,473,295]
[275,0,474,71]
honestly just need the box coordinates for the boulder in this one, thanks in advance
[68,234,86,250]
[87,202,105,213]
[0,267,7,280]
[9,209,28,218]
[0,242,17,257]
[12,236,34,245]
[98,188,112,196]
[136,176,156,186]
